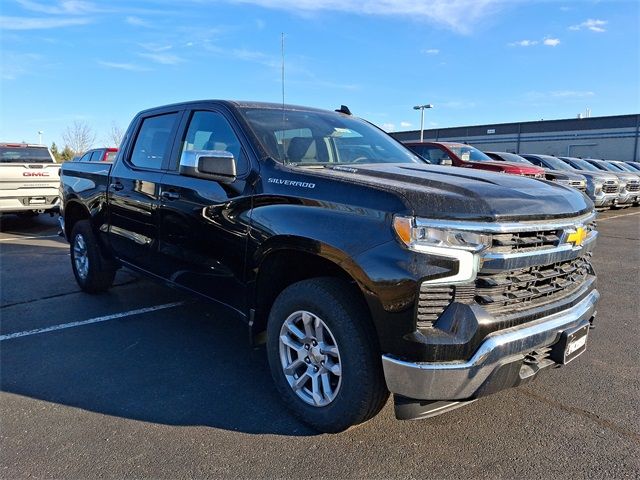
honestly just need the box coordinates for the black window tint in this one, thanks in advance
[130,113,179,169]
[90,150,103,162]
[181,111,246,172]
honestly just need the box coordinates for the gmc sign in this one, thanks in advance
[23,172,50,177]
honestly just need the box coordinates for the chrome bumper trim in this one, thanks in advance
[382,289,599,400]
[414,211,596,234]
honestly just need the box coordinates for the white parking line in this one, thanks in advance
[0,234,61,242]
[0,302,185,341]
[598,211,640,221]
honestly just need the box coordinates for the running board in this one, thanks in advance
[394,395,476,421]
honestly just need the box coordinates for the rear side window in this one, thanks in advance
[130,113,179,169]
[79,152,93,162]
[90,150,103,162]
[0,146,54,163]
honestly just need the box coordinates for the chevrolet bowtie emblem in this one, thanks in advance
[566,227,587,247]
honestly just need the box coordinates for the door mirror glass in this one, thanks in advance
[179,150,237,183]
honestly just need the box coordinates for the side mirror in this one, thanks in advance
[439,157,453,166]
[179,150,237,183]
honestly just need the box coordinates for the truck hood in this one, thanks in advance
[314,163,591,221]
[468,160,544,175]
[544,169,586,182]
[606,171,639,183]
[569,170,618,183]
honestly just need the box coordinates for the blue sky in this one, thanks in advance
[1,0,638,148]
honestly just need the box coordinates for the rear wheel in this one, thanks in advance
[70,220,116,293]
[266,277,389,433]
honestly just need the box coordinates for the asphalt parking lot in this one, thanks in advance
[1,210,639,479]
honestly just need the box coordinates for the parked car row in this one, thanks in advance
[401,141,639,210]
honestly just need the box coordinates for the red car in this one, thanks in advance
[404,141,545,178]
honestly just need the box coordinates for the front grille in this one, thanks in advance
[474,255,591,315]
[603,183,618,194]
[570,181,586,192]
[627,182,640,193]
[491,230,561,253]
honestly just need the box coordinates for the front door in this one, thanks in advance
[157,109,254,315]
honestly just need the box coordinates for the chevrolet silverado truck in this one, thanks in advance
[59,101,599,433]
[0,143,60,216]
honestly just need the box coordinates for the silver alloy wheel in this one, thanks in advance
[278,310,342,407]
[73,233,89,280]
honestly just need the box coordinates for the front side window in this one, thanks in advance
[181,111,246,171]
[242,108,421,166]
[130,113,179,169]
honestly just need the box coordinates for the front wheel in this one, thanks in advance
[266,277,389,433]
[70,220,116,293]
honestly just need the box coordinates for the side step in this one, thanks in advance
[394,395,476,421]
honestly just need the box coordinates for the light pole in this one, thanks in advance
[413,104,433,142]
[38,131,43,144]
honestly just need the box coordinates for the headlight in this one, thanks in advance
[392,216,492,284]
[592,179,603,194]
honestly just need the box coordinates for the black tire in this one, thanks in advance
[70,220,116,293]
[266,277,389,433]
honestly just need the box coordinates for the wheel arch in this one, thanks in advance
[250,243,375,341]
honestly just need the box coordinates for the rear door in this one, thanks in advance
[107,109,183,274]
[156,107,255,314]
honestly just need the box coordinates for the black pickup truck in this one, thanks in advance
[60,101,599,432]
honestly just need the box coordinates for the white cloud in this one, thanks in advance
[139,43,173,52]
[0,15,90,30]
[551,90,595,98]
[569,19,607,33]
[381,123,396,132]
[139,52,184,65]
[543,37,561,47]
[422,48,440,55]
[400,121,412,128]
[508,39,539,47]
[15,0,98,15]
[98,61,149,72]
[231,0,504,33]
[126,16,152,27]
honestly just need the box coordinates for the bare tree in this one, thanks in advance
[105,122,125,148]
[62,121,96,156]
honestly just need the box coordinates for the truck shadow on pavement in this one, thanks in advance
[2,297,322,437]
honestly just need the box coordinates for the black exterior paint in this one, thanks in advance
[60,100,594,363]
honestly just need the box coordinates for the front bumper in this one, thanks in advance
[382,289,599,401]
[592,191,617,208]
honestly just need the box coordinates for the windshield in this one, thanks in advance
[534,156,573,171]
[494,152,532,164]
[562,157,602,172]
[241,108,423,166]
[0,146,54,163]
[448,145,494,162]
[585,160,617,172]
